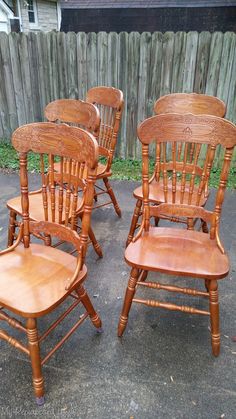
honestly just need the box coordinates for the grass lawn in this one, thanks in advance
[0,142,236,188]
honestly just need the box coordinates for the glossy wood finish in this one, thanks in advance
[7,122,102,257]
[119,113,236,356]
[154,93,226,117]
[86,86,124,216]
[126,93,227,246]
[1,123,102,404]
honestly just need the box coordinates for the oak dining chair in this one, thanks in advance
[118,113,236,356]
[86,86,124,216]
[0,122,102,404]
[7,101,103,258]
[126,93,226,246]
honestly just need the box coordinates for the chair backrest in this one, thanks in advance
[86,86,124,168]
[12,122,98,254]
[44,99,100,138]
[154,93,226,117]
[152,94,226,197]
[137,113,236,239]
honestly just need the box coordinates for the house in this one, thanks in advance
[0,0,14,32]
[0,0,61,32]
[60,0,236,33]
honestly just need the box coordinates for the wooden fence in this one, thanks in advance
[0,31,236,162]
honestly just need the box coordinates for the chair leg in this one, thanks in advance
[26,318,45,405]
[88,227,103,258]
[118,267,139,337]
[187,218,194,230]
[76,285,102,331]
[209,280,220,357]
[103,177,121,217]
[201,219,209,233]
[154,217,160,227]
[126,199,142,247]
[8,210,17,247]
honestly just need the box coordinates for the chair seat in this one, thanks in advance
[133,179,207,207]
[0,243,87,317]
[125,227,229,279]
[7,190,83,222]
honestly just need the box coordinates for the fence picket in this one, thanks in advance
[0,31,235,165]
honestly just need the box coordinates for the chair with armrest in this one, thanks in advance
[0,122,102,404]
[126,93,226,246]
[118,113,236,356]
[7,100,102,258]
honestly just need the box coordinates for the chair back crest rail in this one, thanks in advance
[154,93,226,118]
[137,113,236,242]
[12,122,98,250]
[44,99,101,135]
[86,86,124,171]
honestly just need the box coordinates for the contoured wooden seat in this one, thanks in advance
[86,86,124,216]
[126,93,226,246]
[119,113,236,357]
[7,101,102,257]
[0,122,102,404]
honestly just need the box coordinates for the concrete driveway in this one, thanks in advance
[0,173,236,418]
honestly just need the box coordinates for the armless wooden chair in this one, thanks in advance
[7,100,102,258]
[118,113,236,356]
[0,122,102,404]
[86,86,124,216]
[126,93,226,246]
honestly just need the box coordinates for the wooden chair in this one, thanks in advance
[0,122,102,404]
[7,101,102,258]
[86,86,124,216]
[118,113,236,356]
[126,93,226,246]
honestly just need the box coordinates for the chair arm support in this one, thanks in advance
[29,221,82,252]
[149,203,213,225]
[0,224,23,255]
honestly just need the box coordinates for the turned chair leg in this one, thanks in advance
[88,227,103,258]
[26,318,45,405]
[209,280,220,357]
[201,219,209,233]
[118,267,139,337]
[126,199,142,247]
[8,210,17,247]
[76,285,102,332]
[187,218,194,230]
[103,177,121,217]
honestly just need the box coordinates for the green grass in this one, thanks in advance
[1,143,236,188]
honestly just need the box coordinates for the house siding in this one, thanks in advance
[19,0,58,32]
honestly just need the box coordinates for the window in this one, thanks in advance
[28,0,37,25]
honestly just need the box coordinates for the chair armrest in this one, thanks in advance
[0,224,23,256]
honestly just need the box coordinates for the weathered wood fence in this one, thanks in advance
[0,31,236,161]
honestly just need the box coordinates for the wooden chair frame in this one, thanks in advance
[126,93,226,246]
[8,102,103,258]
[0,123,102,404]
[86,86,124,216]
[118,113,236,356]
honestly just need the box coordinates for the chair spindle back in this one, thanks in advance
[86,86,124,168]
[138,113,236,237]
[12,122,99,253]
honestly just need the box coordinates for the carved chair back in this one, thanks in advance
[12,122,98,261]
[153,93,226,197]
[154,93,226,117]
[86,86,124,171]
[137,114,236,243]
[45,99,100,177]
